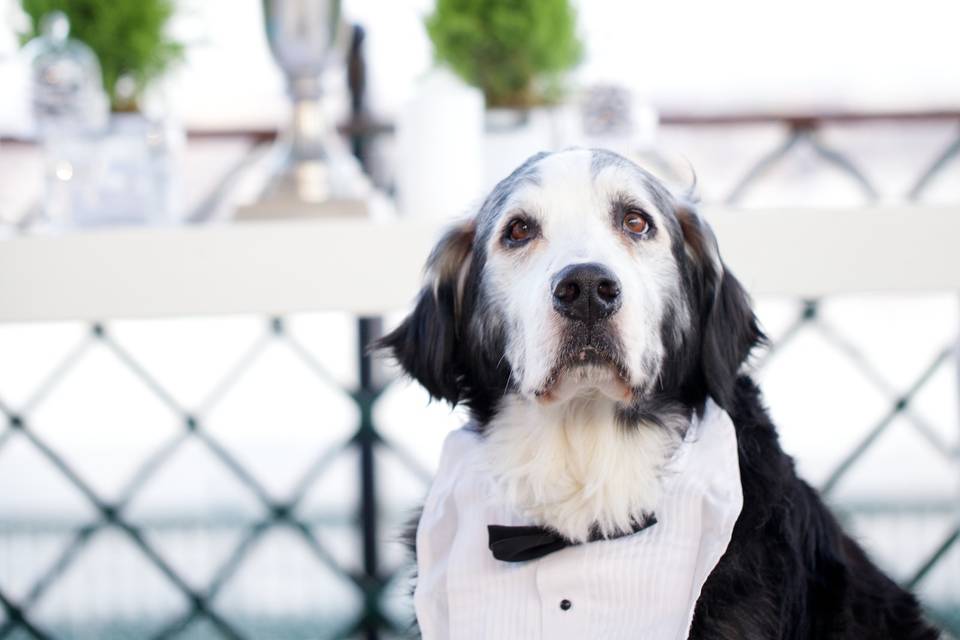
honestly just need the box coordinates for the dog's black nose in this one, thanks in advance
[552,263,622,322]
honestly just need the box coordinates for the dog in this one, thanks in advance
[379,148,940,639]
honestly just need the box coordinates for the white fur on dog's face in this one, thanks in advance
[482,149,688,404]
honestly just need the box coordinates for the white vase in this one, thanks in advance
[395,70,484,221]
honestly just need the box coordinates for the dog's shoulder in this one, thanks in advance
[690,375,940,640]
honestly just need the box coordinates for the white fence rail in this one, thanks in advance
[2,205,960,323]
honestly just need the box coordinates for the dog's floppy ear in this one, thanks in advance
[377,221,475,404]
[677,201,763,410]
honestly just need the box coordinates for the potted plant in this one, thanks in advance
[426,0,582,112]
[425,0,583,185]
[20,0,184,226]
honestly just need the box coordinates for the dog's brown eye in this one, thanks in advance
[623,211,649,235]
[508,219,533,243]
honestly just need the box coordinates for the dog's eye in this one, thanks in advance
[623,211,650,235]
[506,218,535,244]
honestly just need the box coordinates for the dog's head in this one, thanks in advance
[380,149,762,424]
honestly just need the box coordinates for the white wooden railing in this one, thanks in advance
[2,205,960,323]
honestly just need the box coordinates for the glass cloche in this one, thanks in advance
[22,11,108,136]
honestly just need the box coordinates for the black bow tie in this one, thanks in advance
[488,514,657,562]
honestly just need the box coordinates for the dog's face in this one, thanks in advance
[480,150,690,405]
[381,149,760,425]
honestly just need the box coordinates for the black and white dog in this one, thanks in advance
[380,148,939,639]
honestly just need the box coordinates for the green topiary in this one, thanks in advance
[426,0,583,109]
[20,0,183,112]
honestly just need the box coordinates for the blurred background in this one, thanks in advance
[0,0,958,638]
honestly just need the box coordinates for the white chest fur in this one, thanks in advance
[482,394,685,543]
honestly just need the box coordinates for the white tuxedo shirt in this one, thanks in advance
[414,398,743,640]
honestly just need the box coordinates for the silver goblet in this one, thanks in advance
[260,0,360,208]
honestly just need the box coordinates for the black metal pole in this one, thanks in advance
[357,317,382,640]
[348,25,382,640]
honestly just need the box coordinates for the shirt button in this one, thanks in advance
[560,599,572,611]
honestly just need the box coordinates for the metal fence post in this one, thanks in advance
[349,25,385,639]
[357,317,383,640]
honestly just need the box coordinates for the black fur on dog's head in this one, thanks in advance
[377,217,511,424]
[378,149,763,426]
[656,199,765,412]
